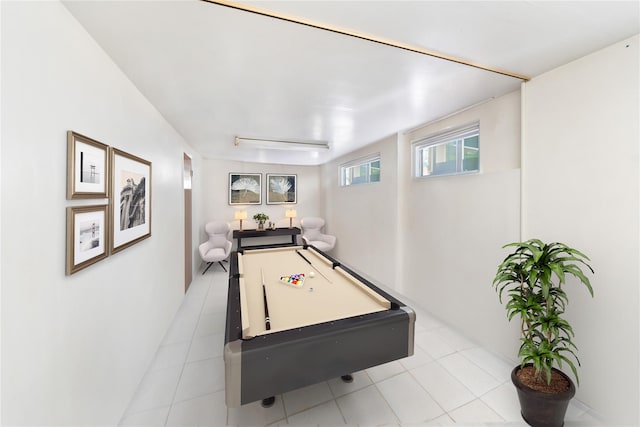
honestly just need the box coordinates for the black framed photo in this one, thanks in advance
[229,173,262,205]
[266,174,296,204]
[110,148,152,254]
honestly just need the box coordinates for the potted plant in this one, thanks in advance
[253,213,269,231]
[492,239,594,427]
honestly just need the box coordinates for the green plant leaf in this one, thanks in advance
[492,238,594,386]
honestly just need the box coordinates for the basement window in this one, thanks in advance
[413,122,480,177]
[340,154,380,186]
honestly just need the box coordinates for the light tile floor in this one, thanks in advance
[119,268,603,426]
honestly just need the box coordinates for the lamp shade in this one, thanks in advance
[235,210,247,220]
[285,209,297,218]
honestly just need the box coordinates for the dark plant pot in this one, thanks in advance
[511,364,576,427]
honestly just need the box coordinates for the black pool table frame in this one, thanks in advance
[223,244,416,407]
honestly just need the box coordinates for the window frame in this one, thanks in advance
[412,122,480,178]
[339,153,381,187]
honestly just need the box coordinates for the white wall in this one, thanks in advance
[400,91,522,356]
[320,93,521,357]
[198,158,321,250]
[321,134,400,288]
[1,2,198,424]
[522,35,639,424]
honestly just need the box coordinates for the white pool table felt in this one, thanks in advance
[237,246,390,338]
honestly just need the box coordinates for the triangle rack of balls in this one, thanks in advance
[279,273,306,288]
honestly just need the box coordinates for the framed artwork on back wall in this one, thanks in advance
[229,173,262,205]
[266,174,296,204]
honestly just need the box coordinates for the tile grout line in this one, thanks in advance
[404,361,451,422]
[370,381,403,426]
[332,371,376,425]
[118,275,213,425]
[162,274,215,427]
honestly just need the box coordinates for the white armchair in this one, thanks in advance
[199,221,232,274]
[300,217,336,252]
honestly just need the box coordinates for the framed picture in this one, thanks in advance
[110,148,152,254]
[67,131,109,199]
[266,174,297,204]
[229,173,262,205]
[66,204,109,275]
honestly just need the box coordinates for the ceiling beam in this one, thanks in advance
[202,0,531,82]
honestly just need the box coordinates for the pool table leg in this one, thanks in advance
[261,396,275,408]
[258,374,350,408]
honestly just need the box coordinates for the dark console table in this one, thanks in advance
[233,227,301,250]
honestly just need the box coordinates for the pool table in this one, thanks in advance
[224,245,416,407]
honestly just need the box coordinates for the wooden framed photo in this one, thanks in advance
[67,131,109,199]
[266,174,297,204]
[66,204,109,275]
[110,148,152,254]
[229,173,262,205]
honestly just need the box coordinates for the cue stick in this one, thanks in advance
[296,250,332,283]
[261,269,271,330]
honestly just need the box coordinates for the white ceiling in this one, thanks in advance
[63,0,639,165]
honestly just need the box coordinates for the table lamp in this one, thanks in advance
[285,209,297,228]
[235,210,247,231]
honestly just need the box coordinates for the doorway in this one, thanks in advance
[184,153,193,292]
